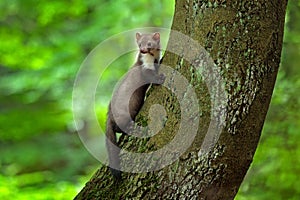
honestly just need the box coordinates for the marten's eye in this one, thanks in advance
[147,42,152,47]
[139,43,141,48]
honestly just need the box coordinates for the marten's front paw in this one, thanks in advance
[124,121,135,135]
[157,73,166,84]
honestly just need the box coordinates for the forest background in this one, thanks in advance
[0,1,299,199]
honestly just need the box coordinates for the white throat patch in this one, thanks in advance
[140,53,155,70]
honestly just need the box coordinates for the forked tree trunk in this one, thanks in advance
[75,0,288,199]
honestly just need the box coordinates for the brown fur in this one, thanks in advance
[106,32,165,179]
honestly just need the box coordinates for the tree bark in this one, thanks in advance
[75,0,288,199]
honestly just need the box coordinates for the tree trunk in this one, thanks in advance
[75,0,288,199]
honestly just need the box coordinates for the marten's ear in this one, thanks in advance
[153,32,160,41]
[136,32,142,41]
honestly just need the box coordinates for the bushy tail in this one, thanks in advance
[106,119,122,180]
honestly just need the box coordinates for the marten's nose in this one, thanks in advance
[140,47,148,53]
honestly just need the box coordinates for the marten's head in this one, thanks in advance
[136,32,160,56]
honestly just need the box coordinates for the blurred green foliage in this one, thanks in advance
[0,0,299,199]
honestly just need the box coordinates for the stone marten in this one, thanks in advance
[106,32,165,179]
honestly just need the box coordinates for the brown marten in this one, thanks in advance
[106,32,165,179]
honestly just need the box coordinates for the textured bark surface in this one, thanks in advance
[75,0,287,199]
